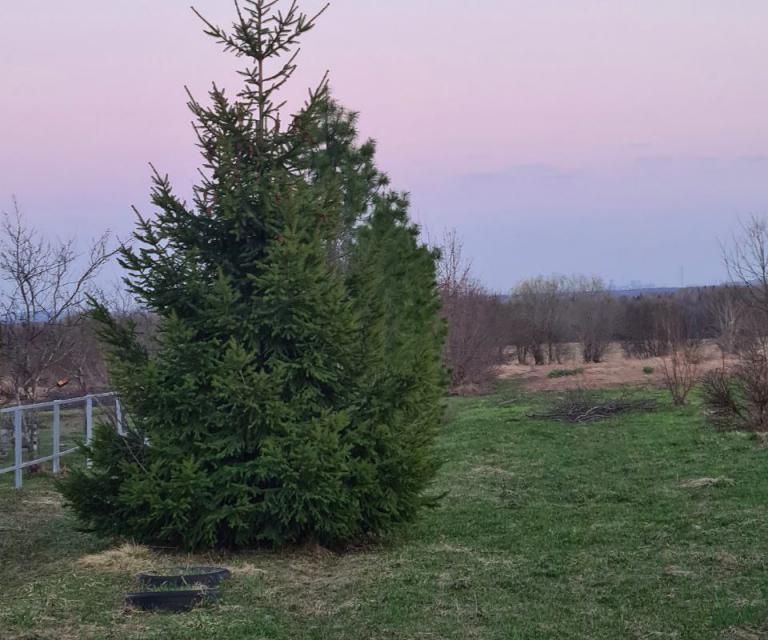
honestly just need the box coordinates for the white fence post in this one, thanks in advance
[85,395,94,445]
[52,400,62,474]
[85,395,94,468]
[14,408,22,489]
[115,397,124,436]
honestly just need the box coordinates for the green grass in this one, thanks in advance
[2,383,768,639]
[546,368,584,379]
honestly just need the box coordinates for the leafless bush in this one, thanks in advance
[661,343,701,406]
[658,304,702,406]
[701,369,743,429]
[702,340,768,431]
[734,341,768,428]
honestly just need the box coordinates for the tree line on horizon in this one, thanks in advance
[438,222,765,393]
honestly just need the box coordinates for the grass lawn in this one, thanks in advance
[2,383,768,639]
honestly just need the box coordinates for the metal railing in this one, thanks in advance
[0,392,121,489]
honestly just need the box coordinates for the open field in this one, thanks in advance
[499,341,735,392]
[2,383,768,639]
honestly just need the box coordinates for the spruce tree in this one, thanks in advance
[60,0,444,549]
[302,99,446,531]
[345,193,446,532]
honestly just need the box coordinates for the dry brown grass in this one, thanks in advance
[78,543,156,572]
[498,341,735,391]
[230,562,269,577]
[74,539,383,619]
[679,477,735,489]
[722,626,768,640]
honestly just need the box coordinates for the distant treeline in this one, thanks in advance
[438,231,744,390]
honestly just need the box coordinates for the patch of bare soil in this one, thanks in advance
[498,341,735,391]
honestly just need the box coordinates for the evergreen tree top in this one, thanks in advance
[120,0,339,314]
[191,0,330,140]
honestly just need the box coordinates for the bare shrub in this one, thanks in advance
[701,369,743,429]
[734,342,768,429]
[703,341,768,431]
[658,304,701,406]
[661,343,701,406]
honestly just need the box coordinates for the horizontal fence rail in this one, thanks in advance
[0,392,120,489]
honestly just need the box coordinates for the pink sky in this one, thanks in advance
[2,1,768,289]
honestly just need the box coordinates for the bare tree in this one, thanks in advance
[570,276,615,363]
[511,276,569,365]
[437,230,508,391]
[618,295,673,359]
[436,229,474,299]
[508,308,532,365]
[98,281,159,354]
[0,198,115,453]
[723,216,768,318]
[701,217,768,428]
[707,286,741,358]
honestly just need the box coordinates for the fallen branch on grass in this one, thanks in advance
[530,392,657,423]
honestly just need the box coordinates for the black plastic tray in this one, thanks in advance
[137,566,231,588]
[125,588,220,612]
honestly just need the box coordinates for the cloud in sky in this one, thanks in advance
[1,0,767,289]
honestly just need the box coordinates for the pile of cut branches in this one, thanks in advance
[531,391,657,424]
